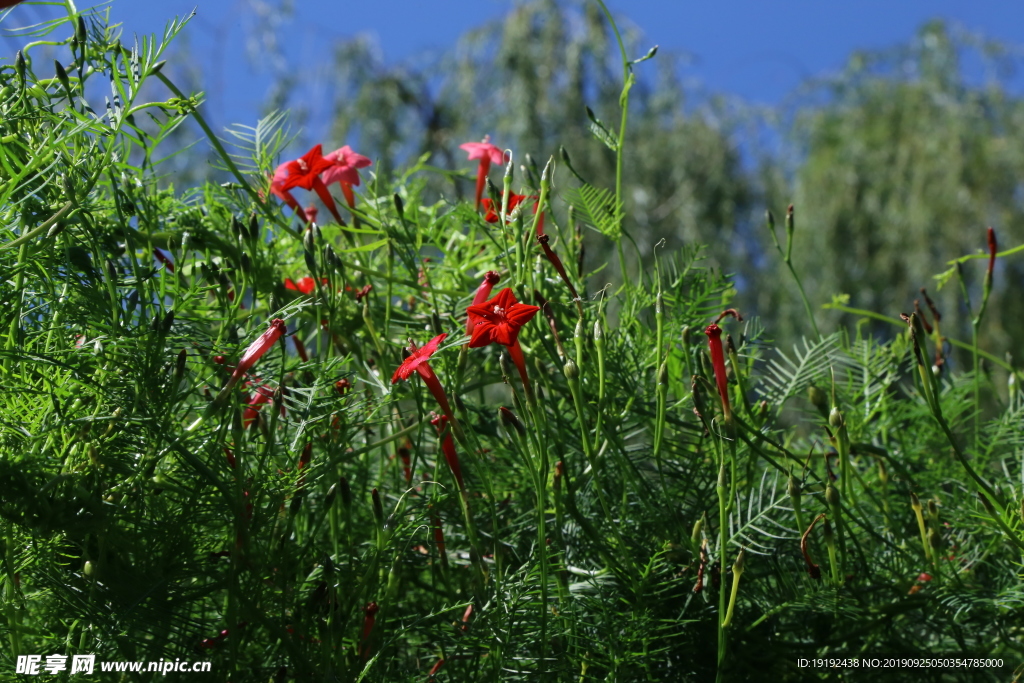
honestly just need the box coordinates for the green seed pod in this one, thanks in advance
[83,560,95,577]
[910,491,922,512]
[927,500,938,522]
[825,483,840,508]
[690,516,704,548]
[829,406,843,430]
[681,325,691,346]
[393,192,404,218]
[788,474,801,501]
[239,251,251,275]
[594,319,603,341]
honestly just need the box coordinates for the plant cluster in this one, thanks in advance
[1,4,1022,682]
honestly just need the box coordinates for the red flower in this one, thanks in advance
[243,384,275,427]
[280,145,334,191]
[467,271,501,335]
[271,162,308,223]
[322,145,372,188]
[277,145,345,225]
[392,334,455,422]
[392,333,446,383]
[226,319,287,390]
[460,136,504,210]
[304,205,318,224]
[704,310,742,423]
[704,324,731,423]
[323,145,372,215]
[284,277,324,295]
[431,413,464,491]
[466,288,539,349]
[482,192,527,223]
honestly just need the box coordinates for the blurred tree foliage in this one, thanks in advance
[298,4,1022,361]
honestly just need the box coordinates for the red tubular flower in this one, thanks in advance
[431,413,465,491]
[293,334,309,362]
[467,271,501,335]
[226,319,287,390]
[243,384,275,427]
[704,324,731,423]
[467,288,540,392]
[460,136,504,210]
[432,516,446,556]
[704,310,741,423]
[482,194,520,223]
[537,234,578,300]
[153,247,175,273]
[391,334,454,421]
[428,659,446,677]
[360,601,379,661]
[466,288,540,348]
[279,145,344,225]
[322,145,372,210]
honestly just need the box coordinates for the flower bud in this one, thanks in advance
[499,351,513,383]
[563,359,579,380]
[248,212,259,240]
[910,491,922,512]
[371,488,384,527]
[825,483,840,508]
[927,527,942,550]
[732,547,746,575]
[499,406,525,436]
[787,475,801,501]
[807,385,828,417]
[593,319,603,341]
[690,515,704,547]
[829,406,843,430]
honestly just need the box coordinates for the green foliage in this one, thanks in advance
[1,5,1023,683]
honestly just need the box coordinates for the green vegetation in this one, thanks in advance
[0,2,1022,681]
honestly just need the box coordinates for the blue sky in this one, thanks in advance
[5,1,1024,137]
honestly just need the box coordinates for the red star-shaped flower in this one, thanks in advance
[322,145,372,188]
[466,288,539,348]
[391,333,447,383]
[280,144,334,191]
[481,193,529,224]
[284,276,326,295]
[459,138,504,166]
